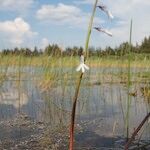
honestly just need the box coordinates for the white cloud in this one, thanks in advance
[40,38,49,49]
[36,3,103,28]
[0,0,34,11]
[0,17,37,47]
[37,3,81,20]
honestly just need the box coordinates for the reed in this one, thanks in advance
[126,19,133,140]
[125,112,150,149]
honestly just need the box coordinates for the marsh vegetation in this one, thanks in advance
[0,50,149,149]
[0,1,150,149]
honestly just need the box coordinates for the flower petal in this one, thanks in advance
[76,64,82,72]
[83,64,89,70]
[81,66,85,73]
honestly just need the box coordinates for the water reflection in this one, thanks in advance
[0,66,149,147]
[0,90,28,109]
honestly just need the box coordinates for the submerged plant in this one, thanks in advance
[69,0,113,149]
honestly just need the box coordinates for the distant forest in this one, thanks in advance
[0,36,150,57]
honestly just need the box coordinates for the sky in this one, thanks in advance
[0,0,150,50]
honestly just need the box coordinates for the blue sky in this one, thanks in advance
[0,0,150,50]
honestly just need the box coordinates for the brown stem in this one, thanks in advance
[69,73,83,150]
[125,112,150,150]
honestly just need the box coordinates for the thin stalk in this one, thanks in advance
[125,112,150,150]
[85,0,98,60]
[69,0,98,150]
[126,19,133,140]
[18,55,21,114]
[18,54,22,138]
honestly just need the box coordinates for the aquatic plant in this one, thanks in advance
[76,54,89,73]
[125,19,133,140]
[69,1,99,149]
[125,112,150,149]
[69,0,114,149]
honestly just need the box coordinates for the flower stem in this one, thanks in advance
[85,0,99,60]
[69,0,98,150]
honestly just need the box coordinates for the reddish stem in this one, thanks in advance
[125,112,150,150]
[69,73,83,150]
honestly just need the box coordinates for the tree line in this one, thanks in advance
[0,36,150,57]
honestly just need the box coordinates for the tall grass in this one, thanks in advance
[126,19,133,140]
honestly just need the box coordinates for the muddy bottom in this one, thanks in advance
[0,114,149,150]
[0,114,69,150]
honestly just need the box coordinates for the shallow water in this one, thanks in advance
[0,66,150,148]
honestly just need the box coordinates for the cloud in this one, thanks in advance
[0,0,34,11]
[0,17,37,47]
[36,3,103,28]
[40,38,49,49]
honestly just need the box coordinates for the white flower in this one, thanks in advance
[97,5,114,19]
[76,55,89,73]
[94,27,112,37]
[76,63,89,73]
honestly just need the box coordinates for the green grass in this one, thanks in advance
[0,54,150,67]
